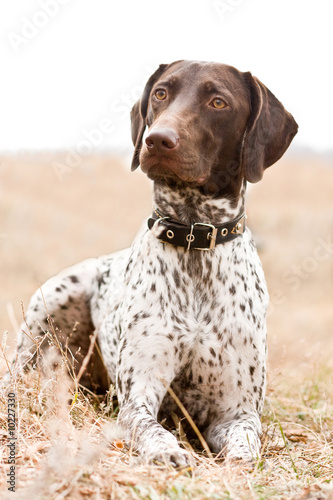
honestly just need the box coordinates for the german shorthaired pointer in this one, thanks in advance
[16,60,298,466]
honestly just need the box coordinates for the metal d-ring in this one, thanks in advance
[152,215,170,237]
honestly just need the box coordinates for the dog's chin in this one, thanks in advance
[141,161,207,187]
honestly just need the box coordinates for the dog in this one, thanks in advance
[16,60,298,466]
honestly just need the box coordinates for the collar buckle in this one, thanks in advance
[192,223,218,250]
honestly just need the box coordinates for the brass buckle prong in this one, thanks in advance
[186,224,195,250]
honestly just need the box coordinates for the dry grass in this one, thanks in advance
[1,335,333,499]
[1,152,333,498]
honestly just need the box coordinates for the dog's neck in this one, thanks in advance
[153,179,246,226]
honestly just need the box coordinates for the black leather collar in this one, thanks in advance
[147,210,246,250]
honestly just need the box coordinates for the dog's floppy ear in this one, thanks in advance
[130,63,174,171]
[242,73,298,183]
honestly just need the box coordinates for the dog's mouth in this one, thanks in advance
[140,155,208,186]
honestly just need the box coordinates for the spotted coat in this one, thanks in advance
[16,60,298,466]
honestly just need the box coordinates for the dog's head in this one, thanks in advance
[130,61,298,195]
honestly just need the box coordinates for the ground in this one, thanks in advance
[0,151,332,499]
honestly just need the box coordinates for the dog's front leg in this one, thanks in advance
[116,327,190,467]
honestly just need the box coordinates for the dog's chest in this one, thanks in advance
[121,228,266,348]
[95,227,268,397]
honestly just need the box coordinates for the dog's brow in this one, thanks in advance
[155,76,178,88]
[200,80,233,96]
[203,81,219,93]
[201,84,235,101]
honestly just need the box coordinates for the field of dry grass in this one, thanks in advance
[1,152,333,498]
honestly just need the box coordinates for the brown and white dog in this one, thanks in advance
[16,60,298,466]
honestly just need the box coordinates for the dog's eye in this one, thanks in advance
[211,98,226,109]
[155,89,167,100]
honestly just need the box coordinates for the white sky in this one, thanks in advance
[0,0,332,153]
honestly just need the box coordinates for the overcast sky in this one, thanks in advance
[0,0,332,153]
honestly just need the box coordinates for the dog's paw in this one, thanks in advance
[144,446,194,469]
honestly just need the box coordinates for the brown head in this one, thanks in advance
[130,60,298,198]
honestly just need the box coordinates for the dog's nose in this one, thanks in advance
[145,128,179,153]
